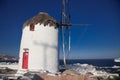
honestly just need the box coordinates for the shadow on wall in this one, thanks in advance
[33,40,58,68]
[33,40,58,50]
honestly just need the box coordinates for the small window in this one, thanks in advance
[30,24,35,31]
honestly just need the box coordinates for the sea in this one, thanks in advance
[59,59,120,67]
[59,59,120,75]
[0,59,120,75]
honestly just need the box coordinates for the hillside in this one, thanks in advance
[0,54,18,60]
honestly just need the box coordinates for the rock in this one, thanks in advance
[62,70,79,75]
[33,74,44,80]
[37,73,96,80]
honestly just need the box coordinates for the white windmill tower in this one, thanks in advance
[17,0,90,75]
[17,12,59,74]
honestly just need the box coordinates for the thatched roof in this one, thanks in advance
[23,12,58,28]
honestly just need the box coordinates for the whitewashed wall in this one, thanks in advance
[18,24,59,73]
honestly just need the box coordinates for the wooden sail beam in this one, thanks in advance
[58,23,91,27]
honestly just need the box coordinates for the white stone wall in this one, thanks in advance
[18,24,59,73]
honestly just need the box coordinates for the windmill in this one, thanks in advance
[17,0,90,74]
[59,0,90,66]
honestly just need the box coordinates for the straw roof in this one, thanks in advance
[23,12,58,28]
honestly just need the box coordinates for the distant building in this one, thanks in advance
[17,12,59,74]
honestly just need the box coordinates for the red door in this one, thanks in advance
[22,52,28,69]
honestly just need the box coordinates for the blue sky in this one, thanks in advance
[0,0,120,59]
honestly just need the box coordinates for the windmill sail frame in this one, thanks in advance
[61,0,71,66]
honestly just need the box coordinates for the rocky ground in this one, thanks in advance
[0,69,120,80]
[0,63,119,80]
[0,67,17,79]
[36,73,95,80]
